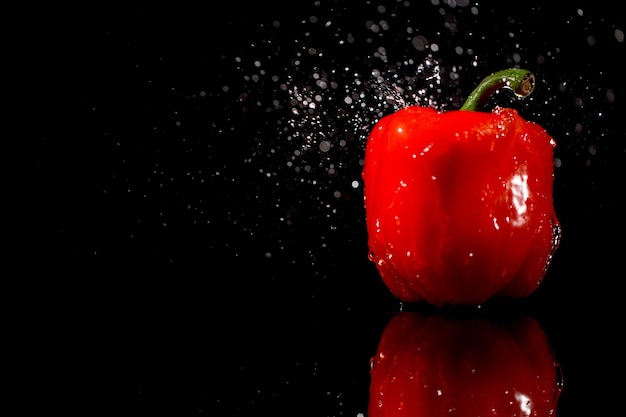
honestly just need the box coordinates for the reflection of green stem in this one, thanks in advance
[460,68,536,111]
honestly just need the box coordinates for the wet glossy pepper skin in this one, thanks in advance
[363,106,560,306]
[369,312,562,416]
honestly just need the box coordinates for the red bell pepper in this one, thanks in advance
[363,69,561,306]
[369,312,563,417]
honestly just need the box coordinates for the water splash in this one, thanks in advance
[219,0,622,264]
[281,57,447,166]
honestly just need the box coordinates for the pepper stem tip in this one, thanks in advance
[460,68,535,111]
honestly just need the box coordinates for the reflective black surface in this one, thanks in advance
[21,1,625,415]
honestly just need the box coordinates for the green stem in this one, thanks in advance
[460,68,536,111]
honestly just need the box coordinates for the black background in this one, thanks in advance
[18,1,625,415]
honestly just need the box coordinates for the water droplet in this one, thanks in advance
[555,360,565,393]
[551,219,562,255]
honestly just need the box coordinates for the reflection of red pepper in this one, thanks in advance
[369,312,563,417]
[363,69,561,306]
